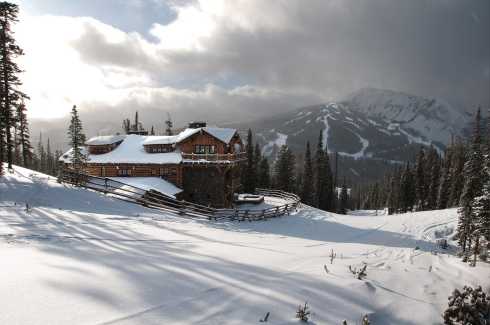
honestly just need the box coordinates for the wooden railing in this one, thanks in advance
[181,152,247,163]
[59,170,300,221]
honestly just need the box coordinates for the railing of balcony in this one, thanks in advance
[181,152,247,163]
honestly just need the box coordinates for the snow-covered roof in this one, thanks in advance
[108,177,182,198]
[203,127,237,144]
[85,135,126,146]
[141,127,236,145]
[142,135,179,145]
[60,135,182,164]
[60,126,239,164]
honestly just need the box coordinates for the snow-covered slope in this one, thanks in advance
[1,165,489,324]
[343,88,469,146]
[239,88,469,164]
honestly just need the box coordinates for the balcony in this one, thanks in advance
[181,152,247,164]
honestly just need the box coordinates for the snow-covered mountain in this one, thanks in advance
[344,88,469,146]
[242,88,469,162]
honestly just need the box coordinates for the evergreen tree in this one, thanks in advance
[400,163,415,212]
[438,146,453,209]
[427,147,441,210]
[257,157,271,188]
[36,132,45,172]
[242,129,256,192]
[457,109,483,257]
[67,105,87,172]
[449,140,466,207]
[300,141,315,205]
[16,100,31,167]
[314,130,334,211]
[0,2,28,169]
[165,113,173,135]
[274,145,296,192]
[414,148,427,210]
[150,125,155,135]
[254,142,261,181]
[386,169,401,215]
[470,109,490,263]
[122,118,130,134]
[338,178,348,214]
[46,138,54,175]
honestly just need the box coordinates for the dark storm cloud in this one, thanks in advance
[70,0,490,110]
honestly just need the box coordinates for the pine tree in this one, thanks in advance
[301,141,315,205]
[338,178,348,214]
[449,140,466,207]
[150,125,155,135]
[46,138,54,175]
[470,109,490,263]
[165,113,173,135]
[427,147,441,210]
[122,118,130,134]
[16,100,31,167]
[67,105,87,172]
[386,170,400,215]
[457,109,483,257]
[438,146,453,209]
[414,148,427,210]
[134,111,139,132]
[242,129,256,192]
[257,157,271,188]
[400,163,415,212]
[36,132,45,172]
[314,130,334,211]
[254,142,261,181]
[0,2,28,170]
[274,145,295,192]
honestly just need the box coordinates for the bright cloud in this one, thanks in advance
[11,0,490,124]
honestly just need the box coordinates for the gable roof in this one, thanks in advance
[142,127,237,145]
[203,127,237,144]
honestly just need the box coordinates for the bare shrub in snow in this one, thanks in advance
[329,249,336,264]
[259,312,270,322]
[295,302,310,322]
[361,314,371,324]
[349,264,367,280]
[443,285,490,324]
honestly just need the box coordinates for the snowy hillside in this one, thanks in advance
[239,88,469,165]
[343,88,469,146]
[1,165,489,324]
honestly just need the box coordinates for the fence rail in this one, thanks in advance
[59,170,300,221]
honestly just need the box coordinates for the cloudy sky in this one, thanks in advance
[11,0,490,129]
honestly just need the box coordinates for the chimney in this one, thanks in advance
[188,121,207,129]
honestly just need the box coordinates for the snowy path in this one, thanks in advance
[1,166,489,324]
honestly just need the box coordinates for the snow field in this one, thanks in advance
[1,165,489,324]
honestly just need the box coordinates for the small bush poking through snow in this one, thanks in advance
[443,285,490,324]
[361,314,371,324]
[329,249,337,264]
[349,264,367,280]
[259,312,270,322]
[295,302,310,322]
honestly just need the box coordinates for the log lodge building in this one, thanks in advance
[60,122,245,208]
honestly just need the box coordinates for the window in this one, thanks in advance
[159,167,176,176]
[194,145,216,154]
[118,168,131,176]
